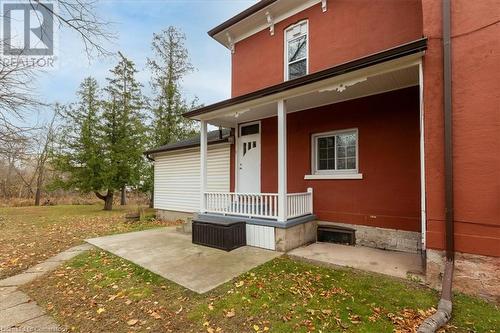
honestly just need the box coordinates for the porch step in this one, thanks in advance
[176,217,193,234]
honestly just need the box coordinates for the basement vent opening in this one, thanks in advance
[317,226,356,245]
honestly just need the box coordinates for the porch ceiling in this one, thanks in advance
[197,55,421,128]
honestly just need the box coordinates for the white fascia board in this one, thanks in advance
[213,0,321,48]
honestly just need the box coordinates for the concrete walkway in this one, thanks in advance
[289,242,423,279]
[0,244,93,332]
[87,227,281,293]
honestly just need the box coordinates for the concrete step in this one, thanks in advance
[289,242,424,279]
[176,218,193,234]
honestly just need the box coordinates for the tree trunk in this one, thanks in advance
[104,192,114,211]
[95,190,114,211]
[34,167,44,206]
[34,188,41,206]
[120,187,127,205]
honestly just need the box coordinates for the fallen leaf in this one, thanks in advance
[253,324,260,331]
[175,306,183,314]
[150,311,162,320]
[96,308,105,314]
[127,319,138,326]
[225,309,235,318]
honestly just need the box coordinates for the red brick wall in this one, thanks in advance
[255,88,420,231]
[231,0,423,97]
[422,0,500,257]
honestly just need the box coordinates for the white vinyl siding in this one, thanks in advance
[154,144,230,213]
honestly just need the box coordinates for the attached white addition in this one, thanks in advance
[154,145,230,213]
[305,128,363,180]
[285,20,308,81]
[237,122,261,193]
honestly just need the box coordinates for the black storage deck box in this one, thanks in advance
[192,219,246,251]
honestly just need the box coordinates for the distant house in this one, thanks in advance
[147,0,499,301]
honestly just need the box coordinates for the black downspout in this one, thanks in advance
[418,0,455,331]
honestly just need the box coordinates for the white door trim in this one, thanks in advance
[237,120,261,193]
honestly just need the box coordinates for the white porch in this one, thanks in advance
[198,96,309,223]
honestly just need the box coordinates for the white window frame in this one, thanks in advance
[305,128,363,180]
[284,20,309,81]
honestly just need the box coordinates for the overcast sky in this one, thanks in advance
[28,0,256,125]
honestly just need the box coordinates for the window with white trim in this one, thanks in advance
[285,20,308,80]
[312,129,358,175]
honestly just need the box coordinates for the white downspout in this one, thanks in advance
[419,61,427,250]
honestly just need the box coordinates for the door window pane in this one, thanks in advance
[241,124,259,136]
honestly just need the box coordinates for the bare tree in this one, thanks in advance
[33,106,59,205]
[0,0,115,148]
[30,0,115,58]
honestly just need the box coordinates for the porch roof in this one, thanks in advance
[144,128,231,157]
[184,38,427,127]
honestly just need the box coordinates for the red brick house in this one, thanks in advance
[148,0,499,302]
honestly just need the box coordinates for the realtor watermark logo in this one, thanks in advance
[1,0,58,69]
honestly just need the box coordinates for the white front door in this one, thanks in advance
[237,123,261,193]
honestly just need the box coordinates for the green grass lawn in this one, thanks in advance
[23,250,500,333]
[0,204,179,279]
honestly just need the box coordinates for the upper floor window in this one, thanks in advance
[285,20,308,80]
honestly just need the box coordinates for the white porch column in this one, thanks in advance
[277,100,287,222]
[200,120,208,213]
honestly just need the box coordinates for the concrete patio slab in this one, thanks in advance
[86,227,281,293]
[289,242,423,279]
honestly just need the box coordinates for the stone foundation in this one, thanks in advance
[156,209,193,223]
[275,220,317,252]
[426,249,500,303]
[317,221,421,253]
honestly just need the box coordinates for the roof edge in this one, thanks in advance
[208,0,279,37]
[144,138,230,156]
[184,37,427,118]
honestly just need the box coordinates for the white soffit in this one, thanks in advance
[202,55,422,127]
[214,0,322,49]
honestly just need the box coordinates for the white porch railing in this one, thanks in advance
[286,190,313,219]
[204,188,313,220]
